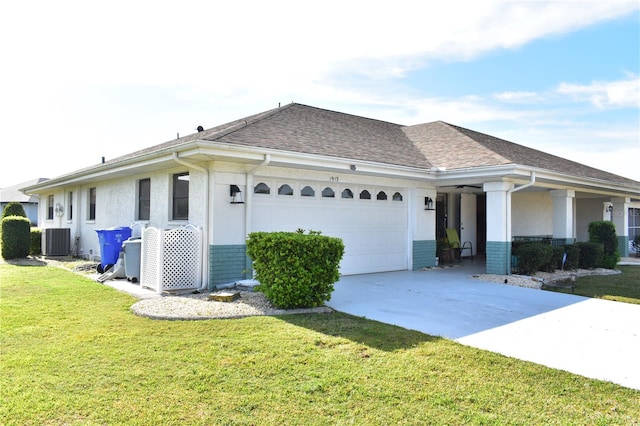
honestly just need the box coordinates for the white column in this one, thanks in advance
[483,181,514,274]
[550,189,575,243]
[484,182,513,242]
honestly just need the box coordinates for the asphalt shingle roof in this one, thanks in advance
[102,103,638,187]
[405,121,637,184]
[203,103,432,169]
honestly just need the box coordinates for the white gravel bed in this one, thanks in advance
[474,268,622,289]
[131,290,333,320]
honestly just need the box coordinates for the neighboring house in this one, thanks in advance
[1,178,49,226]
[22,104,640,289]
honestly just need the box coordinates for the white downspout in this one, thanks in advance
[506,171,536,271]
[173,152,210,291]
[244,154,271,278]
[245,154,271,238]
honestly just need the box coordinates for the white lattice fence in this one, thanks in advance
[140,226,202,293]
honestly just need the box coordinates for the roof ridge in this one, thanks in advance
[434,121,512,164]
[202,104,288,141]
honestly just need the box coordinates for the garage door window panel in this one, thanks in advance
[360,190,371,200]
[254,183,271,195]
[341,189,354,199]
[322,187,335,198]
[301,186,315,197]
[278,184,294,196]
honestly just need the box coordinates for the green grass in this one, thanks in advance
[1,264,639,425]
[544,265,640,304]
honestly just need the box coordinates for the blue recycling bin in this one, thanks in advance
[96,227,132,272]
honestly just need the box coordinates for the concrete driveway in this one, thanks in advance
[326,262,640,391]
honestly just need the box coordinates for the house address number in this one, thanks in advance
[330,176,339,182]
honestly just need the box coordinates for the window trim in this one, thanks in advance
[137,178,151,221]
[46,195,54,220]
[67,191,73,221]
[87,188,96,221]
[171,172,189,221]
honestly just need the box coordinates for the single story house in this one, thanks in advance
[22,103,640,289]
[1,178,48,226]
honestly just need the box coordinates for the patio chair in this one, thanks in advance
[445,228,473,261]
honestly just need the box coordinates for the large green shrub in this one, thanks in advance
[1,216,31,259]
[588,221,619,269]
[246,230,345,309]
[1,201,27,219]
[575,242,604,269]
[30,228,42,256]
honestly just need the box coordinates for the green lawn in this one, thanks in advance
[544,265,640,304]
[1,264,639,425]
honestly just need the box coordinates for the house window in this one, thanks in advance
[322,187,335,198]
[138,178,151,221]
[301,186,315,197]
[47,195,54,220]
[341,189,354,199]
[377,191,387,201]
[360,190,371,200]
[392,192,403,201]
[67,191,73,220]
[278,184,293,196]
[254,183,270,194]
[172,173,189,220]
[88,188,96,220]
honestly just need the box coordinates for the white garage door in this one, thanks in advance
[251,182,408,275]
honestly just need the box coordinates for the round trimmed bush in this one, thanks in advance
[247,231,344,309]
[1,201,27,220]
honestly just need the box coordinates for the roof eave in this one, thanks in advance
[22,139,437,193]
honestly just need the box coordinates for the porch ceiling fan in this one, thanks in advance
[440,184,482,189]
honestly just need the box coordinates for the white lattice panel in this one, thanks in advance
[140,226,202,293]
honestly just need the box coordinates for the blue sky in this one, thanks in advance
[1,1,638,189]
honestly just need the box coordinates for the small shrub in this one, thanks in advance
[588,221,619,268]
[246,231,345,309]
[546,246,565,272]
[575,242,604,269]
[512,243,553,275]
[30,228,42,256]
[1,216,31,259]
[562,244,580,270]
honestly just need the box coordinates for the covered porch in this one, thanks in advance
[433,171,636,275]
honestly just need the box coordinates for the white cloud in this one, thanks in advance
[493,91,545,103]
[1,1,639,187]
[557,75,640,108]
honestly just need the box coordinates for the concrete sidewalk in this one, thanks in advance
[326,264,640,390]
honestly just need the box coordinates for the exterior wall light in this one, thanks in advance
[230,185,244,204]
[607,205,614,213]
[425,197,435,210]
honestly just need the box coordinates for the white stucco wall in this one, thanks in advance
[511,191,553,236]
[576,197,609,242]
[38,164,209,260]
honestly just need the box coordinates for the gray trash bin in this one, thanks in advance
[122,238,142,282]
